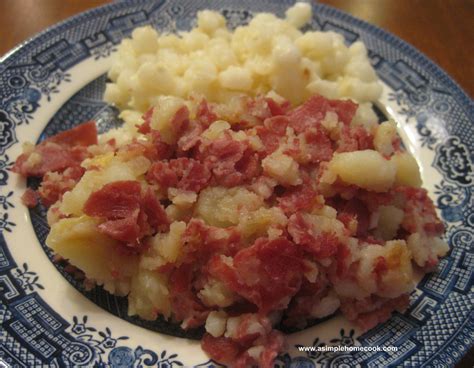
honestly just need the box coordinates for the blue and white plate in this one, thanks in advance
[0,1,472,367]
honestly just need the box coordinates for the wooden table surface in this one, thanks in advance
[0,0,472,367]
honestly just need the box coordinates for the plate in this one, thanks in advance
[0,1,472,367]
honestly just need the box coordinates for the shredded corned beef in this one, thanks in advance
[84,180,142,219]
[288,213,340,259]
[196,98,218,126]
[21,188,39,208]
[140,187,169,232]
[337,125,374,152]
[46,121,98,147]
[303,127,334,163]
[137,108,154,134]
[397,186,445,236]
[13,142,88,177]
[277,185,320,215]
[201,135,253,187]
[147,158,211,192]
[169,265,209,328]
[287,95,357,133]
[12,121,97,177]
[265,97,291,116]
[14,121,96,207]
[334,197,371,238]
[38,166,85,206]
[209,237,305,314]
[83,180,169,245]
[181,219,241,264]
[178,120,204,152]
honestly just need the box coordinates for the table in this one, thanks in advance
[0,1,472,367]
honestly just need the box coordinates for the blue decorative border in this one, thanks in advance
[0,0,472,367]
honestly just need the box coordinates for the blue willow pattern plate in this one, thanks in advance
[0,1,472,367]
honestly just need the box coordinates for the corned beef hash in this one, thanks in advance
[14,3,448,367]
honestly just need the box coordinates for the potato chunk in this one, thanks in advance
[196,186,263,227]
[238,207,288,241]
[327,150,396,192]
[47,216,138,295]
[128,268,171,320]
[262,151,302,186]
[373,205,405,241]
[374,120,397,156]
[392,152,422,187]
[357,240,414,298]
[150,96,186,144]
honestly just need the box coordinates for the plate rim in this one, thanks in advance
[0,0,472,367]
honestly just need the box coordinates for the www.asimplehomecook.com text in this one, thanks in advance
[297,345,399,353]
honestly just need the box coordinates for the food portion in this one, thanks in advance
[13,4,448,368]
[104,2,380,113]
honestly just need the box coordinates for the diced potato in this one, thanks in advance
[98,122,139,147]
[201,120,231,140]
[298,212,347,242]
[168,188,197,208]
[238,207,288,241]
[295,31,333,60]
[351,102,378,131]
[407,233,449,267]
[128,268,171,319]
[357,240,414,298]
[165,204,191,222]
[199,279,236,307]
[205,311,228,337]
[151,221,186,263]
[81,152,114,170]
[320,111,339,132]
[197,10,226,34]
[157,33,182,50]
[136,62,177,96]
[327,150,396,192]
[116,69,135,93]
[208,41,237,70]
[373,205,405,240]
[219,66,253,91]
[225,314,266,339]
[311,292,340,319]
[181,30,210,52]
[105,3,380,111]
[320,44,350,76]
[285,2,312,28]
[271,36,306,104]
[392,152,422,187]
[338,77,382,103]
[47,216,138,295]
[374,121,397,156]
[40,4,433,337]
[103,83,128,107]
[195,186,263,227]
[183,58,218,96]
[131,26,159,54]
[150,96,186,144]
[262,151,302,186]
[302,260,319,283]
[306,78,339,99]
[312,205,338,219]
